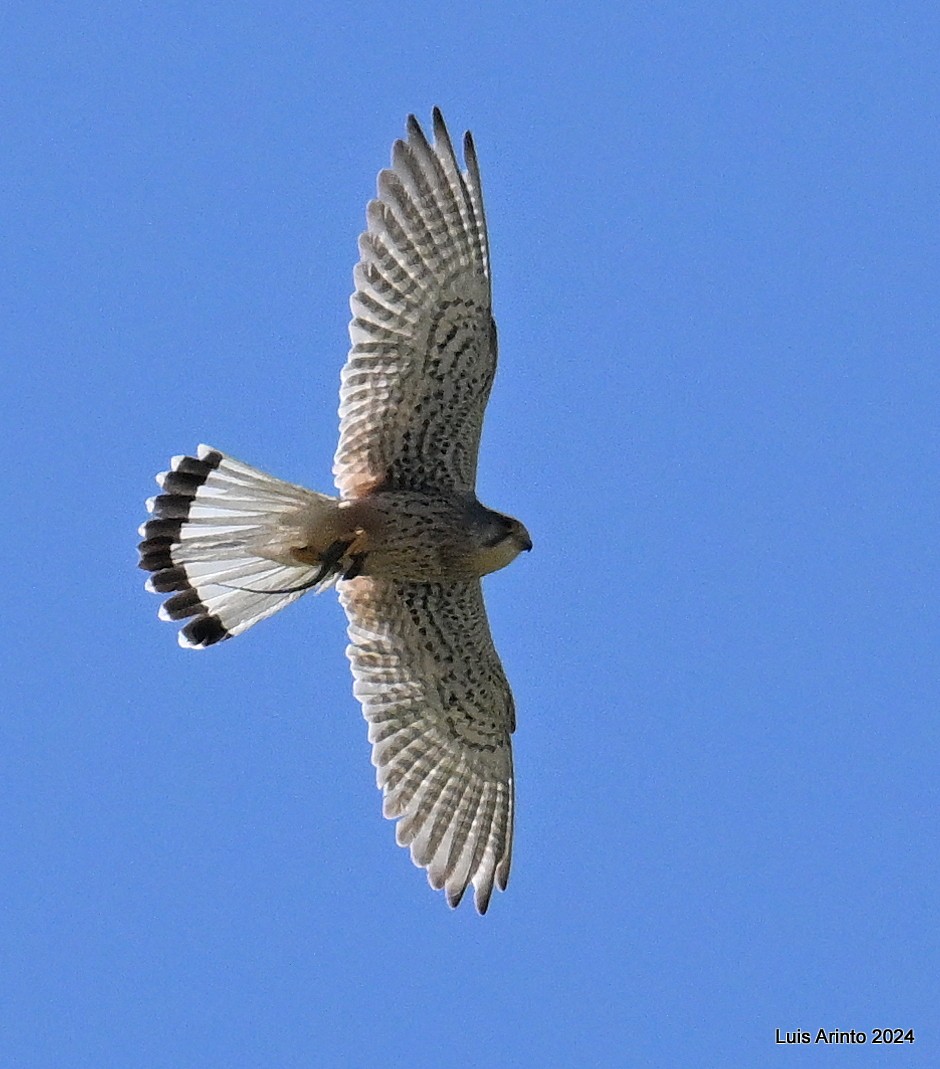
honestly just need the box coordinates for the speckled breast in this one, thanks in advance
[353,490,483,581]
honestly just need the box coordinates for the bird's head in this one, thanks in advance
[474,509,532,575]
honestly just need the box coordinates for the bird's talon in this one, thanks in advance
[342,553,367,580]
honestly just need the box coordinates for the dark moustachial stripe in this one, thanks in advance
[138,450,230,645]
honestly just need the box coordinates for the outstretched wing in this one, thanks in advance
[334,109,496,499]
[338,576,515,913]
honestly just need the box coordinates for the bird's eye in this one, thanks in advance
[483,518,514,547]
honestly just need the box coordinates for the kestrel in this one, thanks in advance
[138,110,531,913]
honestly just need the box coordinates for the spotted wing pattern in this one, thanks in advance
[334,108,496,498]
[339,576,514,912]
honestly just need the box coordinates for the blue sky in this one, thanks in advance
[4,3,938,1066]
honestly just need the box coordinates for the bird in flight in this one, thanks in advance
[138,109,531,913]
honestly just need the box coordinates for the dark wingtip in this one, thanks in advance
[432,106,449,146]
[475,881,494,915]
[446,883,467,910]
[463,129,478,170]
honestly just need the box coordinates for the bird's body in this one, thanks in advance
[138,110,529,913]
[283,490,530,582]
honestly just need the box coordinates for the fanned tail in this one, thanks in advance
[138,445,339,648]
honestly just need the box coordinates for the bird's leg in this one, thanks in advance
[340,527,370,580]
[342,553,367,580]
[308,538,352,584]
[292,527,370,583]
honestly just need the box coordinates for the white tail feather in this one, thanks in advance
[138,445,340,648]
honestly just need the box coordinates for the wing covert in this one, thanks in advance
[338,576,514,913]
[334,109,496,498]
